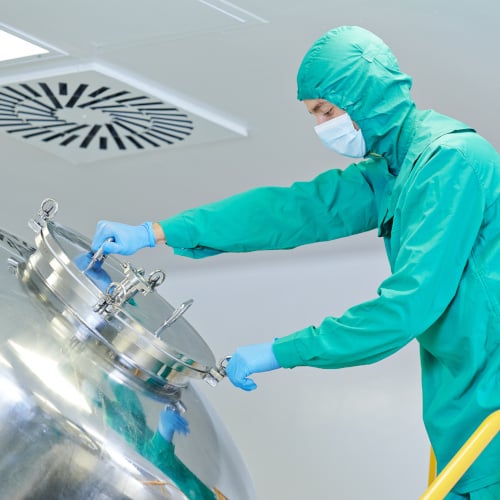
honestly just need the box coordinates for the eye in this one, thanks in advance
[323,107,335,116]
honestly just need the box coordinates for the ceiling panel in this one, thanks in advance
[2,0,268,52]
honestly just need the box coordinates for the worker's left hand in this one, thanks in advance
[91,220,156,256]
[226,342,281,391]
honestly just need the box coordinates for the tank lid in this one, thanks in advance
[21,199,227,388]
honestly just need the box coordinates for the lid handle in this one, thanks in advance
[154,299,194,337]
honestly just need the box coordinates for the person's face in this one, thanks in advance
[304,98,359,130]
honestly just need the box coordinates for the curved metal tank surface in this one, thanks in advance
[0,200,256,500]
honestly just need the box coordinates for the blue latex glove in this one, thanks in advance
[74,252,112,292]
[158,407,190,442]
[91,220,156,256]
[226,342,281,391]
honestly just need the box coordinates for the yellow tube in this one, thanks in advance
[420,410,500,500]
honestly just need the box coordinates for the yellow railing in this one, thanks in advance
[427,447,437,486]
[420,409,500,500]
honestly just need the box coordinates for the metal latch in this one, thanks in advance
[29,198,59,232]
[94,262,165,314]
[204,356,231,387]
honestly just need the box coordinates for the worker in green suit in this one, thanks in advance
[91,26,500,499]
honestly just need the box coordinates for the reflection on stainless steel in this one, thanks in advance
[0,200,255,500]
[84,237,111,271]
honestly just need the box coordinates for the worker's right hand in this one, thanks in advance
[91,221,156,256]
[226,342,281,391]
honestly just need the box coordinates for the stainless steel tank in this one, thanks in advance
[0,199,255,500]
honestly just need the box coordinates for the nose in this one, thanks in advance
[316,115,328,126]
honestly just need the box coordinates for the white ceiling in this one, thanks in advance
[2,0,499,275]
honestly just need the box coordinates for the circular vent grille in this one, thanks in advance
[0,81,194,151]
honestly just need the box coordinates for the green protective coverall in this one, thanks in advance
[159,26,500,495]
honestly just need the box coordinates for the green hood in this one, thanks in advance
[297,26,416,169]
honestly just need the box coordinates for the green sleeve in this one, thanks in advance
[159,161,380,259]
[273,147,485,368]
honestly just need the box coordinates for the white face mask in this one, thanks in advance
[314,113,366,158]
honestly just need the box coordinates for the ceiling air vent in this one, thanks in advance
[0,68,244,163]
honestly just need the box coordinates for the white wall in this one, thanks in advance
[160,240,430,500]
